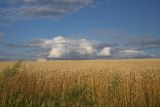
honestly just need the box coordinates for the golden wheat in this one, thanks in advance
[0,59,160,107]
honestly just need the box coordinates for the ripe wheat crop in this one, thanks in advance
[0,59,160,107]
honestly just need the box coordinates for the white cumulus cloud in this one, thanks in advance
[30,36,155,60]
[48,36,97,58]
[97,47,111,56]
[31,36,111,59]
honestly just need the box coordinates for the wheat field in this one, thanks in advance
[0,59,160,107]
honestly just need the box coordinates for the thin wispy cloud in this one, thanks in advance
[118,49,148,58]
[94,29,160,50]
[0,32,4,43]
[126,36,160,50]
[110,48,154,59]
[0,0,95,21]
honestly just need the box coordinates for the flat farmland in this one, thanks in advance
[0,59,160,107]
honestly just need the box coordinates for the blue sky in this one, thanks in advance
[0,0,160,60]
